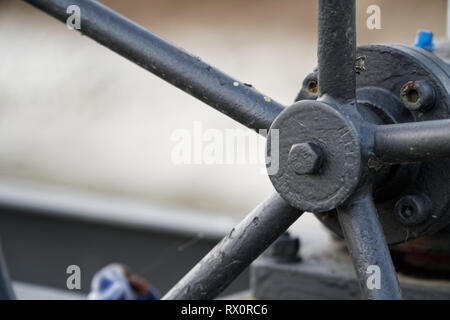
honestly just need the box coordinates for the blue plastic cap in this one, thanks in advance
[414,29,435,51]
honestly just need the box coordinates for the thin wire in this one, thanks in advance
[138,233,206,277]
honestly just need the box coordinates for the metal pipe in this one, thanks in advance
[23,0,285,132]
[374,119,450,164]
[163,193,302,300]
[337,192,402,300]
[318,0,356,102]
[0,245,15,300]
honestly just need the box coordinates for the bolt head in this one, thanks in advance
[288,143,323,175]
[301,72,319,99]
[400,80,435,112]
[395,194,432,226]
[268,232,301,263]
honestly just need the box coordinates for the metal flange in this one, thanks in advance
[311,44,450,245]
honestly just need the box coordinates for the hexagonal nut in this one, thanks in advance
[288,142,323,175]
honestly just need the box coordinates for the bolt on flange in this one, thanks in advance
[400,80,436,112]
[267,232,301,263]
[395,194,432,226]
[295,72,319,101]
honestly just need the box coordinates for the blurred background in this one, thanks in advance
[0,0,447,299]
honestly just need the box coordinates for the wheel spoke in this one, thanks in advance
[337,190,402,300]
[163,193,302,300]
[375,119,450,164]
[0,245,15,300]
[318,0,356,102]
[23,0,285,132]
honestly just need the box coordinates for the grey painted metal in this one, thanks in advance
[315,44,450,246]
[375,119,450,164]
[0,245,15,300]
[267,100,362,213]
[19,0,450,301]
[337,192,402,300]
[251,240,450,300]
[316,0,402,300]
[288,143,324,175]
[163,193,302,300]
[318,0,356,102]
[23,0,284,132]
[269,0,404,300]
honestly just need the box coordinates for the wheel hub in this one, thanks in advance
[267,100,362,213]
[270,44,450,245]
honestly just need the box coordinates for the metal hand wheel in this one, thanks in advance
[21,0,450,300]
